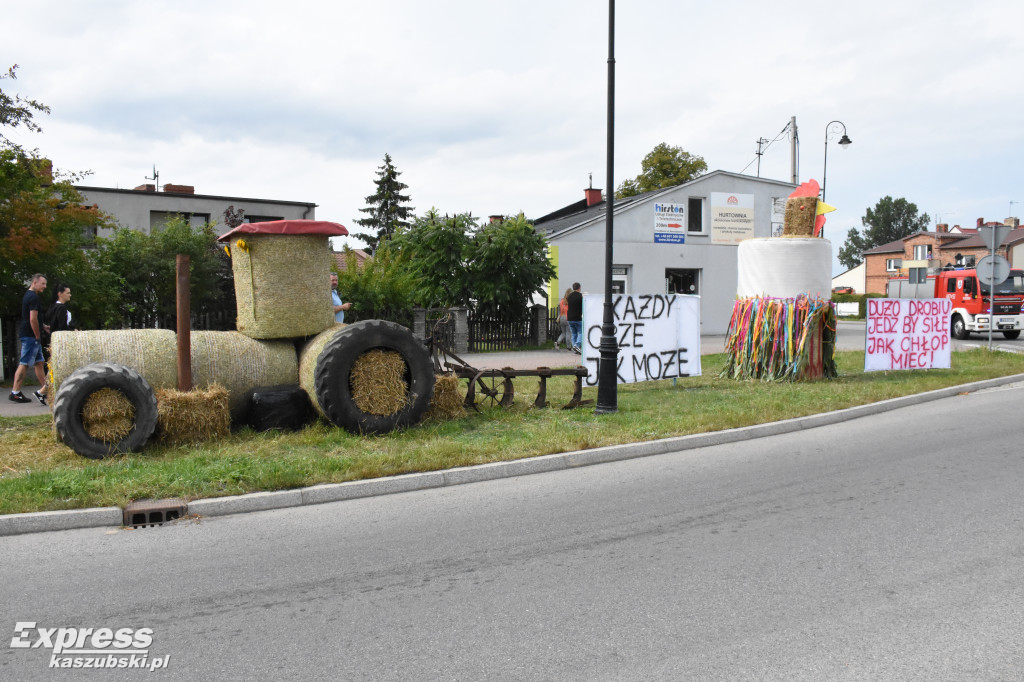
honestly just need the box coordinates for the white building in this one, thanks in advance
[536,171,796,334]
[76,183,317,238]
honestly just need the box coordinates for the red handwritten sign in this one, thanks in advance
[865,298,951,371]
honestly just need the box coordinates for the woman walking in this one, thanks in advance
[554,288,571,350]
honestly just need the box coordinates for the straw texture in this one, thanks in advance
[155,384,231,445]
[230,233,335,339]
[425,374,466,420]
[50,329,178,398]
[190,331,298,421]
[297,324,348,416]
[81,388,135,443]
[783,196,817,236]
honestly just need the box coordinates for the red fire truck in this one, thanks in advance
[886,267,1024,340]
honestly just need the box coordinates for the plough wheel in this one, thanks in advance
[464,370,515,411]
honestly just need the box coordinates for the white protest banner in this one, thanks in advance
[582,294,701,385]
[865,298,951,372]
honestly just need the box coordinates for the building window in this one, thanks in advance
[909,267,927,283]
[665,268,700,295]
[687,198,704,233]
[611,265,630,294]
[913,244,930,260]
[150,211,210,233]
[886,258,901,272]
[243,215,284,223]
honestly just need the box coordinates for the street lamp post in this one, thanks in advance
[595,0,619,415]
[821,120,852,204]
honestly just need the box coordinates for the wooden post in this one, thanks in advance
[176,254,192,391]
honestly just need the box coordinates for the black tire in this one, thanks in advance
[314,320,434,434]
[951,315,970,340]
[1003,330,1021,340]
[53,362,158,459]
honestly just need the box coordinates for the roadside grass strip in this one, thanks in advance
[2,349,1024,515]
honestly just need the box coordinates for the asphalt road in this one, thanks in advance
[3,382,1023,680]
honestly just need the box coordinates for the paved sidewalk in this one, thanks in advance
[0,379,50,418]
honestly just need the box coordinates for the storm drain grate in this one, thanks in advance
[123,499,187,528]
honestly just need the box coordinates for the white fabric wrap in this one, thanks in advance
[736,238,832,299]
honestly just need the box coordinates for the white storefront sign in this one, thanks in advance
[581,294,702,385]
[710,192,755,245]
[654,202,686,243]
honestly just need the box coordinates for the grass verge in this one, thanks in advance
[2,349,1023,515]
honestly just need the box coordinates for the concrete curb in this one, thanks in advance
[2,372,1022,536]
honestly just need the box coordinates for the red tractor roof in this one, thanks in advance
[218,219,348,242]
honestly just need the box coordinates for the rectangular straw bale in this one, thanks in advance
[49,329,177,397]
[156,384,231,445]
[783,196,817,236]
[230,233,335,339]
[190,331,299,422]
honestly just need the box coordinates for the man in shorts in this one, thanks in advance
[10,274,49,405]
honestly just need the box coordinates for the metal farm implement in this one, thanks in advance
[427,313,592,411]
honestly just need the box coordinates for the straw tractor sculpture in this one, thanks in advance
[49,221,437,458]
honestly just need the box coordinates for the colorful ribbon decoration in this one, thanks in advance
[721,295,838,381]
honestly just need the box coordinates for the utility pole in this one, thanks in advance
[789,116,798,184]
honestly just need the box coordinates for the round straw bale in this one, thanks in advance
[230,233,335,339]
[50,329,177,398]
[190,331,298,422]
[297,324,348,416]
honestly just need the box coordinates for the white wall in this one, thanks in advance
[548,173,795,334]
[831,262,866,293]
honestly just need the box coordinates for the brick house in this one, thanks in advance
[862,218,1023,294]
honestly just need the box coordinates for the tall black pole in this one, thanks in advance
[595,0,619,414]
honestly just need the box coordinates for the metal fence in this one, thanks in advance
[467,313,533,352]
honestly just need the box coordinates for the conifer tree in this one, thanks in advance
[353,154,414,254]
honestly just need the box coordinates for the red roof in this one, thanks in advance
[218,219,348,242]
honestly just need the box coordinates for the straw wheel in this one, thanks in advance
[314,320,435,434]
[53,362,159,459]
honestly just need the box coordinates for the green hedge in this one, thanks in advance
[832,293,885,319]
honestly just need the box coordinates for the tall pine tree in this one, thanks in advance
[353,154,414,254]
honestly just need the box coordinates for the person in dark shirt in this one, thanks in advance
[42,283,74,359]
[10,274,49,405]
[566,282,584,354]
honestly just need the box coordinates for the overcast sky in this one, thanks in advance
[6,0,1024,274]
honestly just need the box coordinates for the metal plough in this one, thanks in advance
[426,313,592,411]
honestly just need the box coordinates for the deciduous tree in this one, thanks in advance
[615,143,707,198]
[838,196,931,270]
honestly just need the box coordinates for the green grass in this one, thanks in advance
[2,348,1023,515]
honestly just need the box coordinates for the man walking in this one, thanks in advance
[10,274,49,405]
[566,282,584,354]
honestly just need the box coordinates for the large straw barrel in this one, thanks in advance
[50,329,178,398]
[190,331,299,420]
[297,324,348,416]
[49,329,299,423]
[736,238,832,299]
[229,233,334,339]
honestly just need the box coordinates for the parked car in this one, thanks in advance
[832,286,854,294]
